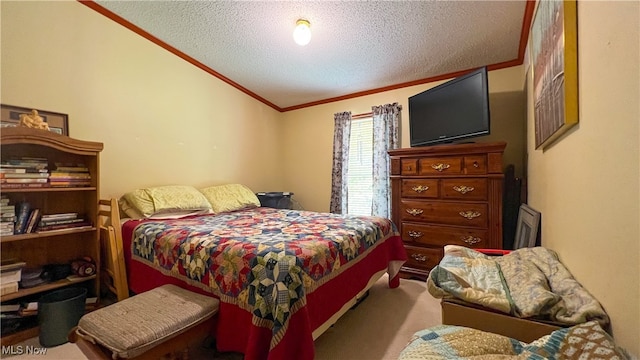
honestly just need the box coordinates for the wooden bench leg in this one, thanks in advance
[68,326,112,360]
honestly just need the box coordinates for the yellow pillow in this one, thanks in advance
[145,185,212,214]
[199,184,260,213]
[121,189,155,217]
[121,185,212,218]
[118,197,145,219]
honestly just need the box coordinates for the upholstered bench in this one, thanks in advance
[69,284,219,359]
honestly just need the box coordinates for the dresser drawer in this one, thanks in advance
[441,178,487,200]
[404,245,441,271]
[401,179,439,198]
[400,200,488,228]
[418,156,462,175]
[401,159,418,175]
[401,222,489,248]
[464,155,487,174]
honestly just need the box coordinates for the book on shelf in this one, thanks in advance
[0,225,14,236]
[1,183,49,189]
[49,180,91,187]
[14,202,31,235]
[24,208,41,233]
[40,212,78,221]
[1,204,16,213]
[0,268,22,283]
[48,173,91,179]
[55,163,89,172]
[0,168,27,174]
[39,217,85,227]
[0,281,19,296]
[0,260,26,272]
[3,157,48,167]
[0,172,49,179]
[0,168,48,174]
[37,221,92,232]
[0,304,20,313]
[4,178,48,184]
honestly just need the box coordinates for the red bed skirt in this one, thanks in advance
[122,219,406,360]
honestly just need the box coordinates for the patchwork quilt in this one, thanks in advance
[398,321,630,360]
[427,245,610,327]
[130,207,398,350]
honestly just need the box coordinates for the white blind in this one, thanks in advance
[347,118,373,216]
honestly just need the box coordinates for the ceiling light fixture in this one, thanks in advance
[293,19,311,46]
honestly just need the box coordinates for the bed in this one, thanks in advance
[398,321,630,360]
[111,184,407,360]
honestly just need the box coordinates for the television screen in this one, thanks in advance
[409,67,490,147]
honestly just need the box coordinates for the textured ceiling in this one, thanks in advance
[91,1,530,111]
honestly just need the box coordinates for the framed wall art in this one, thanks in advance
[1,104,69,136]
[513,204,541,249]
[531,0,578,150]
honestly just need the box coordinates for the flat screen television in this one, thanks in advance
[409,67,490,147]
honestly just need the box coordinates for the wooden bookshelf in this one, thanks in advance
[0,127,103,343]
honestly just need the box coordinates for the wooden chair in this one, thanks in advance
[98,198,129,301]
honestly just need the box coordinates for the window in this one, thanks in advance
[347,117,373,216]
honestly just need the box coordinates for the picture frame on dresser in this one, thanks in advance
[1,104,69,136]
[513,204,541,249]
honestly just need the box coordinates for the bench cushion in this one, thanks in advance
[77,284,219,358]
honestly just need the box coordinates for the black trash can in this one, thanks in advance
[38,287,87,347]
[256,192,294,209]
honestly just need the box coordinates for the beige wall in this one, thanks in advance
[526,1,639,356]
[1,1,285,198]
[281,66,526,212]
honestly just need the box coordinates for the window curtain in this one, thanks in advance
[330,111,352,214]
[371,103,401,218]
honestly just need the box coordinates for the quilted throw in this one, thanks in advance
[398,321,630,360]
[427,245,610,327]
[131,207,397,349]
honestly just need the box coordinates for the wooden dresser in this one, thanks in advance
[388,142,506,280]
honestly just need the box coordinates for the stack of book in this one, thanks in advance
[0,157,49,188]
[37,212,91,232]
[0,196,15,236]
[49,163,91,187]
[0,260,26,296]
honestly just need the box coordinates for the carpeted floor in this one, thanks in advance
[6,275,441,360]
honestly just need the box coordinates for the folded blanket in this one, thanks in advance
[427,245,609,327]
[398,321,630,360]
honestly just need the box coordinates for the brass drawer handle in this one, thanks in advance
[431,163,450,172]
[473,161,480,168]
[405,208,424,216]
[411,253,427,262]
[461,235,482,245]
[459,211,481,220]
[453,185,475,194]
[412,185,429,193]
[407,230,423,239]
